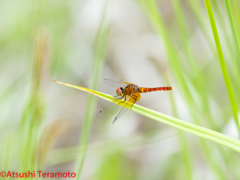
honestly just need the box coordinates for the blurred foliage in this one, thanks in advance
[1,0,240,180]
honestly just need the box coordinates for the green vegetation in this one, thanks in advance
[1,0,240,179]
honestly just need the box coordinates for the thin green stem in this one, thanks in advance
[74,0,112,179]
[136,0,227,178]
[204,0,240,133]
[166,73,192,180]
[225,0,240,75]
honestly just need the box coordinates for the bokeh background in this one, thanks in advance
[1,0,240,179]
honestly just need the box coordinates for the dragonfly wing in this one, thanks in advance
[112,105,129,123]
[104,79,129,88]
[112,94,131,123]
[112,92,141,123]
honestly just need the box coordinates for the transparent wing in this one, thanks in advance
[112,91,141,123]
[103,79,129,88]
[112,105,129,123]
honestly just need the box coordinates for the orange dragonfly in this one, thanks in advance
[103,79,173,123]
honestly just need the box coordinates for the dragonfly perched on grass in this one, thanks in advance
[102,79,173,123]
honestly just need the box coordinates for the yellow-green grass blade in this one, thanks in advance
[225,0,240,74]
[185,0,216,53]
[74,0,112,179]
[171,0,216,130]
[165,73,192,180]
[204,0,240,133]
[137,1,231,178]
[52,80,240,153]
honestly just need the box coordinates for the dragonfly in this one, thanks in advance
[103,79,173,123]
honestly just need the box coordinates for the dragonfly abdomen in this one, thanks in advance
[139,87,173,93]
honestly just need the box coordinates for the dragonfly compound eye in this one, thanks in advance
[116,87,122,96]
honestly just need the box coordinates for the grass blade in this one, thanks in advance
[74,0,112,179]
[225,0,240,74]
[52,80,240,153]
[204,0,240,133]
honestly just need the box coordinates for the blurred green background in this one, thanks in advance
[1,0,240,179]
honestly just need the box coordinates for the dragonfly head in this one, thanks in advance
[116,87,124,96]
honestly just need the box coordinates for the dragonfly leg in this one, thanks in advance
[113,95,126,105]
[115,95,127,105]
[116,96,126,105]
[116,95,125,99]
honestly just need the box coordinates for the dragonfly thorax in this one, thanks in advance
[116,87,124,96]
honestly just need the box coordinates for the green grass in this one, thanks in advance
[204,0,239,133]
[1,0,240,179]
[52,80,240,153]
[74,0,112,179]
